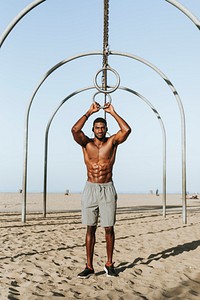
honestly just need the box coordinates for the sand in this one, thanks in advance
[0,193,200,299]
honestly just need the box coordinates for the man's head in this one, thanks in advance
[92,117,108,140]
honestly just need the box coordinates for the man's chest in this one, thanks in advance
[84,142,115,160]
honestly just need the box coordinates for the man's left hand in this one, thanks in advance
[104,103,114,114]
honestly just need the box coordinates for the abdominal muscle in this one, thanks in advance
[87,160,113,183]
[82,138,117,183]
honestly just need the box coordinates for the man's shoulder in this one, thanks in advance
[107,134,117,143]
[82,137,93,147]
[104,135,118,147]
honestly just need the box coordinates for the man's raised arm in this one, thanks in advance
[104,103,131,145]
[71,102,100,146]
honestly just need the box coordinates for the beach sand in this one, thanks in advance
[0,193,200,299]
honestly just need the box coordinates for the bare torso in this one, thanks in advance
[82,137,117,183]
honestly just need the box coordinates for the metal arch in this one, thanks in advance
[43,86,166,218]
[165,0,200,30]
[21,50,186,224]
[0,0,46,47]
[0,0,200,48]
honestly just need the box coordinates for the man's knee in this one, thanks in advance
[87,225,97,235]
[105,226,114,235]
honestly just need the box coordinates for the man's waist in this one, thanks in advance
[86,181,114,187]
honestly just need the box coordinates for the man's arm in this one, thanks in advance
[71,102,100,146]
[104,103,131,145]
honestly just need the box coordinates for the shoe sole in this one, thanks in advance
[77,273,94,279]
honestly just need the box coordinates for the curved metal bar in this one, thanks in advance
[0,0,46,47]
[22,50,186,223]
[165,0,200,30]
[120,86,167,217]
[0,0,199,48]
[43,86,94,217]
[43,86,166,218]
[21,51,101,223]
[110,51,187,224]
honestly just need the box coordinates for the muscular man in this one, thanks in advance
[71,102,131,278]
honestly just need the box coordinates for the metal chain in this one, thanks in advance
[102,0,110,116]
[102,0,109,68]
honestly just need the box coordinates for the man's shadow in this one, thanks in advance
[95,239,200,276]
[117,239,200,274]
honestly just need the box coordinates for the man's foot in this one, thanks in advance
[77,265,94,279]
[104,263,118,277]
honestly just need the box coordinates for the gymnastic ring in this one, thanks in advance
[94,66,120,93]
[93,92,112,109]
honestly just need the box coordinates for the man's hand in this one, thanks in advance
[104,103,115,114]
[87,102,101,116]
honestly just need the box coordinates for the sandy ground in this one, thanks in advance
[0,193,200,299]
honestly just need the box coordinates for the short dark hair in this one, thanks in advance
[93,117,107,127]
[92,117,108,132]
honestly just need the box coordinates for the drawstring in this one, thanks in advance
[99,185,106,193]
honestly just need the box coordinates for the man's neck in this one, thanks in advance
[94,136,107,146]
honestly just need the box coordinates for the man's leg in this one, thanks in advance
[104,226,118,276]
[105,226,115,265]
[77,225,96,278]
[86,225,97,269]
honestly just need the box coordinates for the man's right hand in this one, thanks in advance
[87,102,101,116]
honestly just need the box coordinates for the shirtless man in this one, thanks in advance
[71,102,131,278]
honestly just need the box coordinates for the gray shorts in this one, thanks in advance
[81,181,117,227]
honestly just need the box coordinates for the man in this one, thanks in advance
[71,101,131,278]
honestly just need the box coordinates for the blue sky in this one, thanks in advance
[0,0,199,194]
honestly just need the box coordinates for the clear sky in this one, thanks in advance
[0,0,199,194]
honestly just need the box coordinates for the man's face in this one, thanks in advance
[93,122,107,140]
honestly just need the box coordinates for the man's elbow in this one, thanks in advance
[71,125,78,135]
[122,127,131,141]
[71,126,82,141]
[126,126,132,136]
